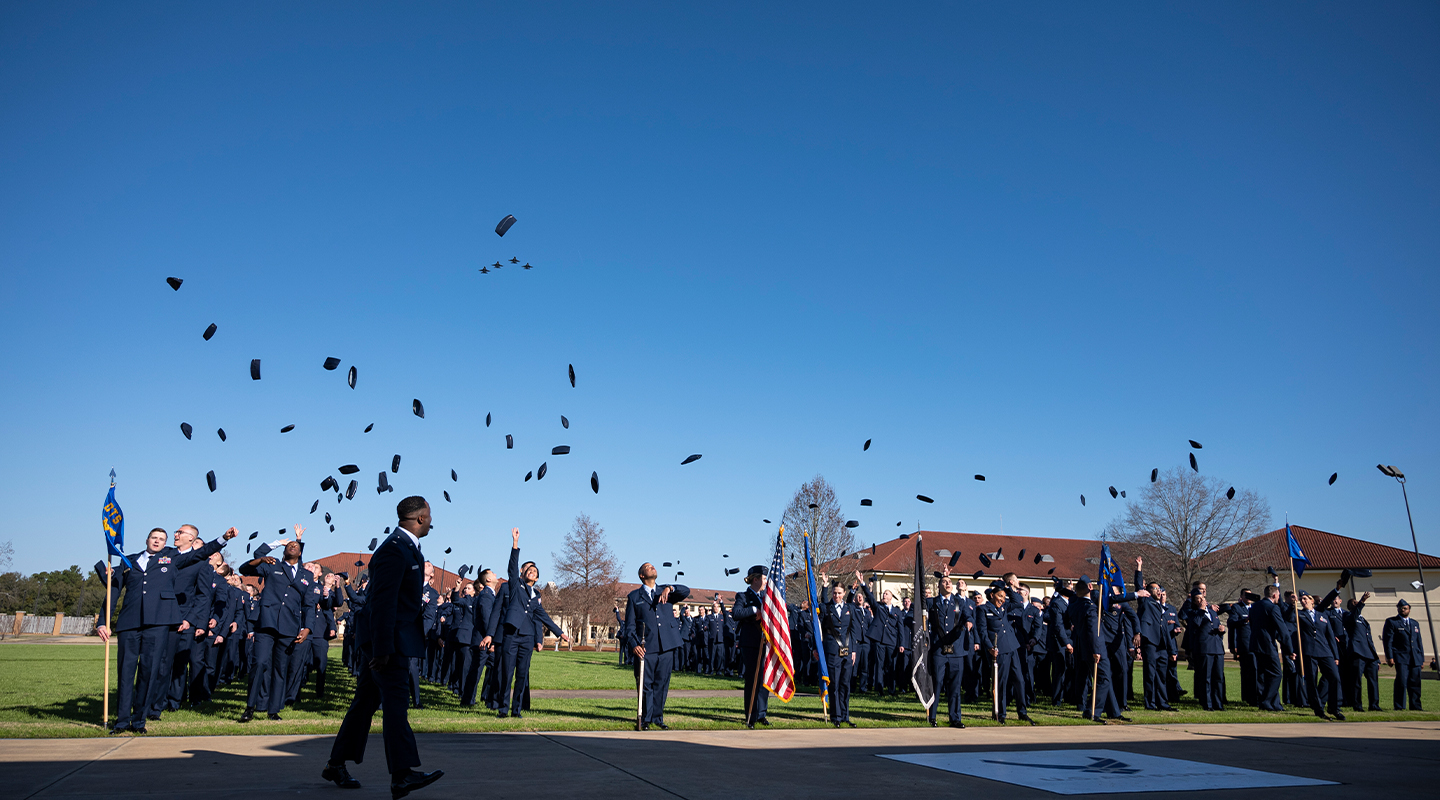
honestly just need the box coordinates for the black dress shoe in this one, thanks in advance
[949,720,966,729]
[147,714,162,722]
[496,711,509,718]
[746,722,755,729]
[1315,710,1330,720]
[845,720,856,727]
[511,712,523,719]
[390,769,443,800]
[131,726,147,734]
[1018,714,1036,726]
[109,725,131,735]
[654,722,670,730]
[238,707,254,723]
[832,721,841,727]
[998,718,1006,725]
[929,719,938,727]
[268,713,283,721]
[1160,706,1178,712]
[1115,715,1132,722]
[322,763,361,789]
[756,718,769,726]
[1333,711,1345,721]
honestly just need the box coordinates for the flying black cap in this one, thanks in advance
[725,567,740,576]
[506,434,514,449]
[203,323,217,341]
[1151,468,1158,482]
[320,477,336,491]
[496,214,516,236]
[971,569,984,580]
[339,465,359,475]
[524,471,532,482]
[368,538,377,551]
[948,551,962,568]
[348,366,357,389]
[248,531,258,540]
[1017,549,1026,560]
[391,455,401,473]
[1108,486,1117,499]
[682,454,702,465]
[281,424,294,433]
[860,499,872,506]
[329,525,335,532]
[206,470,216,492]
[166,277,182,291]
[1189,453,1198,472]
[323,357,341,371]
[561,415,569,429]
[486,413,491,427]
[345,480,357,500]
[364,423,373,433]
[590,471,600,494]
[1080,494,1086,506]
[310,500,319,513]
[378,472,390,492]
[979,553,992,568]
[451,469,458,482]
[180,422,193,440]
[863,439,871,451]
[1226,486,1235,500]
[974,474,985,481]
[569,364,575,388]
[325,512,332,523]
[552,446,570,455]
[1329,472,1338,486]
[537,462,547,480]
[845,520,859,528]
[413,399,425,418]
[916,494,934,504]
[250,359,261,380]
[443,490,451,502]
[217,428,226,442]
[1189,440,1202,449]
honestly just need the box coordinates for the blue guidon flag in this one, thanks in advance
[1286,519,1310,577]
[1098,542,1122,599]
[102,473,132,568]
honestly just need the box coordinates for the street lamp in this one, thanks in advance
[1377,464,1439,670]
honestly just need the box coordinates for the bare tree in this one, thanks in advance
[550,514,621,647]
[779,475,855,598]
[1101,466,1271,602]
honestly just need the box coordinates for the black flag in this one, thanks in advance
[910,533,936,711]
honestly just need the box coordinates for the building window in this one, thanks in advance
[1373,587,1397,597]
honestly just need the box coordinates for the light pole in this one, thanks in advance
[1377,464,1439,670]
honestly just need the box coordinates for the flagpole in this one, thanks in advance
[746,643,765,725]
[102,556,112,727]
[1289,559,1305,680]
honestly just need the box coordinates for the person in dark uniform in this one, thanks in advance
[976,584,1033,724]
[1043,581,1073,706]
[705,601,727,675]
[1133,560,1176,711]
[285,562,327,706]
[324,496,443,798]
[814,574,858,726]
[1242,582,1291,711]
[1226,591,1255,706]
[496,527,569,718]
[731,566,774,727]
[238,526,313,722]
[625,562,690,730]
[1343,592,1381,711]
[1162,592,1184,703]
[419,569,440,693]
[1296,587,1344,719]
[298,568,339,701]
[1059,576,1144,723]
[918,569,970,727]
[1185,588,1227,711]
[94,526,235,733]
[850,589,872,694]
[1382,599,1425,710]
[868,585,901,695]
[162,525,220,712]
[465,569,499,708]
[243,584,262,678]
[1023,592,1046,706]
[1324,587,1347,705]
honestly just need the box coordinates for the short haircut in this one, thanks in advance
[396,495,428,521]
[1002,572,1017,583]
[478,569,495,583]
[1266,585,1280,598]
[179,524,199,536]
[148,527,167,537]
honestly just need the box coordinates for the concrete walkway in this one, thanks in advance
[5,721,1436,800]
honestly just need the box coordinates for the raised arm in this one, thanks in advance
[507,527,521,583]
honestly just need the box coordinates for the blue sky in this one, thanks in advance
[2,2,1436,587]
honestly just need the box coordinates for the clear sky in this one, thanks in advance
[2,2,1436,588]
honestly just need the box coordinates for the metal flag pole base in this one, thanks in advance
[636,655,644,731]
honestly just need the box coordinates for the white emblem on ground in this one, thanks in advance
[878,749,1337,794]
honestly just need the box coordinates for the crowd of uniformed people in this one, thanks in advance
[95,524,1427,739]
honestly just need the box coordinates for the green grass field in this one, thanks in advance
[0,643,1435,738]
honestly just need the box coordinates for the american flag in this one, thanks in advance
[759,526,795,702]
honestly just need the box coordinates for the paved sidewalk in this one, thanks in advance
[5,721,1435,800]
